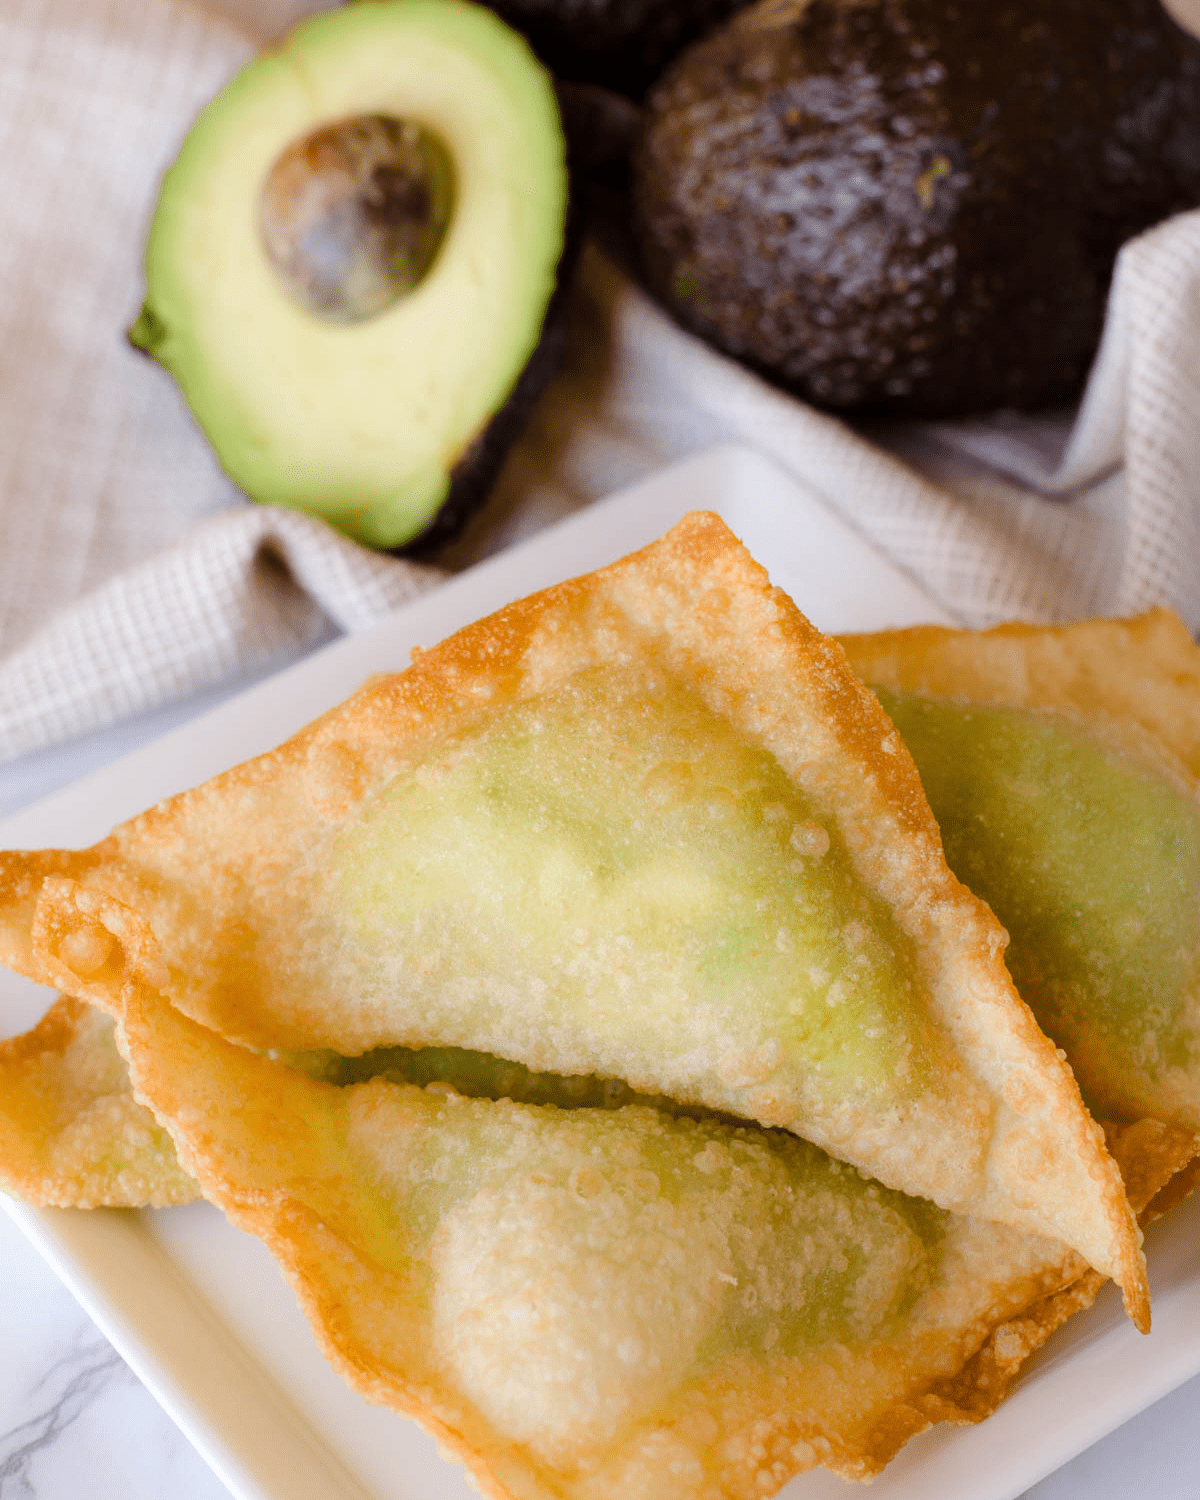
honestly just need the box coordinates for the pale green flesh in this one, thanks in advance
[326,669,955,1113]
[877,689,1200,1116]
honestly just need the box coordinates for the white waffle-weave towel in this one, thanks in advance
[1,0,1199,765]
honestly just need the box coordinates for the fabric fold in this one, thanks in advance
[0,506,442,762]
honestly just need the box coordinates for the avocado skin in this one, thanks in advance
[633,0,1200,418]
[555,81,643,189]
[487,0,749,97]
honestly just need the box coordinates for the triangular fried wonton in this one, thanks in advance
[104,970,1190,1500]
[0,994,195,1206]
[841,612,1200,1136]
[0,514,1144,1319]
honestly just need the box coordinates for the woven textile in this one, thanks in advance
[1,0,1199,763]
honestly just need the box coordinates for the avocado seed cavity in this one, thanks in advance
[259,114,454,324]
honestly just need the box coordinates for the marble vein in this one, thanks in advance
[0,1338,126,1498]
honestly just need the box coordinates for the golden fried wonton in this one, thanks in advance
[841,612,1200,1136]
[0,514,1145,1319]
[0,994,195,1207]
[103,970,1191,1500]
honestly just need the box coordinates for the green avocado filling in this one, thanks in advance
[313,1042,943,1367]
[876,688,1200,1113]
[305,1039,680,1112]
[406,1099,939,1352]
[328,668,958,1110]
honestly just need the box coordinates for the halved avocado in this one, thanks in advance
[130,0,567,549]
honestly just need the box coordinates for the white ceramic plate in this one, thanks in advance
[2,444,1199,1500]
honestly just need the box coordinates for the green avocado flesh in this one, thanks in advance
[876,688,1200,1122]
[320,667,965,1123]
[130,0,566,548]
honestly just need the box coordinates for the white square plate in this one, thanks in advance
[2,444,1198,1500]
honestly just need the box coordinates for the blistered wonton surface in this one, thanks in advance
[843,609,1200,777]
[0,514,1144,1316]
[0,994,195,1207]
[107,972,1191,1500]
[842,612,1200,1133]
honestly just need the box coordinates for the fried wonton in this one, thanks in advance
[841,612,1200,1135]
[0,514,1145,1318]
[0,994,195,1207]
[102,969,1191,1500]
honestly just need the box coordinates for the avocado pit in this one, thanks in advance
[259,114,454,324]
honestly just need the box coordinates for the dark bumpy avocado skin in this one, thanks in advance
[487,0,749,97]
[633,0,1200,417]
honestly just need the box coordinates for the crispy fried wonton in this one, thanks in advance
[0,994,195,1207]
[841,612,1200,1135]
[0,515,1145,1318]
[102,970,1191,1500]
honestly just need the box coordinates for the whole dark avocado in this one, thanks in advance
[633,0,1200,417]
[487,0,750,96]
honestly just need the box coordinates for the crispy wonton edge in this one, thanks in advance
[0,993,197,1208]
[839,608,1200,781]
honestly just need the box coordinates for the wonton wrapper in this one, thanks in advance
[104,971,1191,1500]
[843,610,1200,778]
[0,994,195,1207]
[841,612,1200,1134]
[0,514,1145,1319]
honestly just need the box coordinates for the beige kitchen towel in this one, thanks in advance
[1,0,1199,765]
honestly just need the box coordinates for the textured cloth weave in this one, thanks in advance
[2,0,1200,764]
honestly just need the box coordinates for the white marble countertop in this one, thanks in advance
[3,663,1200,1500]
